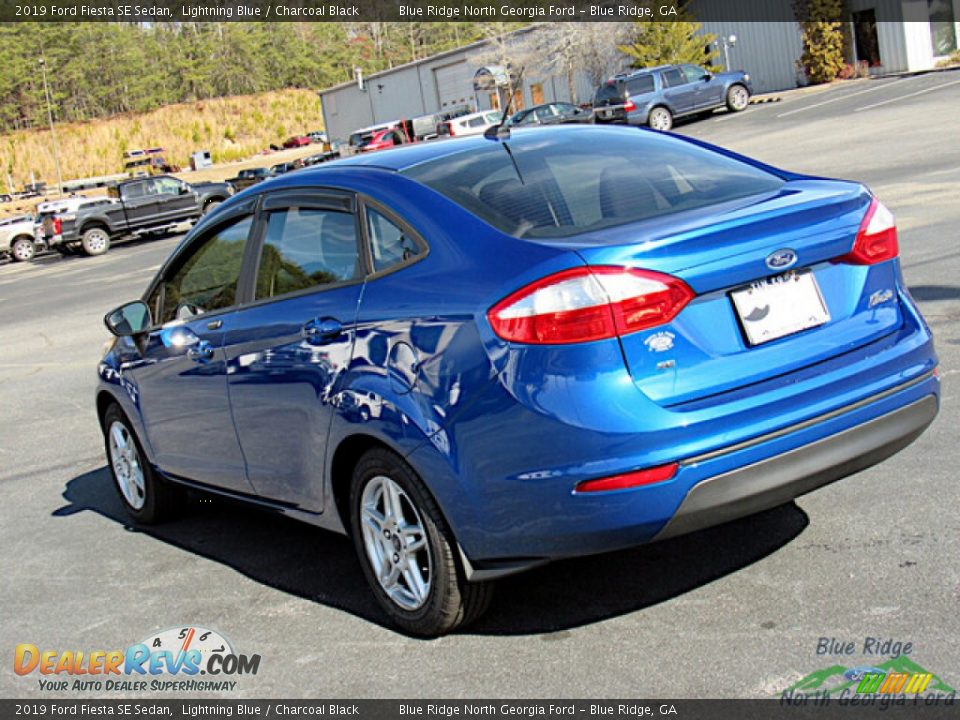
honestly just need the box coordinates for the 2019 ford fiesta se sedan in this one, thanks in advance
[97,125,939,636]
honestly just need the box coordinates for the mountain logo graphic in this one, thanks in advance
[783,656,955,698]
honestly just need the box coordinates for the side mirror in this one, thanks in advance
[179,185,191,195]
[105,301,152,337]
[702,73,714,81]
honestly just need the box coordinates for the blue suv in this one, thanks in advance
[594,64,753,131]
[98,126,937,636]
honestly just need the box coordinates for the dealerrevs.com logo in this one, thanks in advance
[14,626,261,692]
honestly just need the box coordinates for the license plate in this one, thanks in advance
[731,270,830,346]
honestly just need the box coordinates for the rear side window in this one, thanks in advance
[625,75,656,96]
[158,215,251,323]
[123,182,146,200]
[366,208,423,273]
[402,129,785,239]
[255,207,361,300]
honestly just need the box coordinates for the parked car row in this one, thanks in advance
[340,63,753,158]
[1,175,234,263]
[45,175,233,257]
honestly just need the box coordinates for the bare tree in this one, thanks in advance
[469,24,539,109]
[496,23,632,105]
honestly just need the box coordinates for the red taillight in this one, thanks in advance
[575,463,679,493]
[487,266,694,345]
[53,217,62,234]
[623,99,637,112]
[447,122,456,136]
[841,197,898,265]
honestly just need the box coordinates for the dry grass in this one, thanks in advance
[935,50,960,68]
[1,89,325,191]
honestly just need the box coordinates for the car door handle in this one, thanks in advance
[187,340,215,362]
[302,318,343,345]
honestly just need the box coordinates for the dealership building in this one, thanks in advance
[318,5,959,141]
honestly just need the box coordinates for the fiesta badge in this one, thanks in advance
[766,248,798,270]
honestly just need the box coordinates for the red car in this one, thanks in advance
[360,127,408,153]
[282,135,311,149]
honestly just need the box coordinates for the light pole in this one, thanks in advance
[38,56,64,199]
[717,34,737,71]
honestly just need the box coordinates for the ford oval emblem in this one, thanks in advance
[766,249,797,270]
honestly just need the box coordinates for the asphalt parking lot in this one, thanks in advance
[2,70,959,699]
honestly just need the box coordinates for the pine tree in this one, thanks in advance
[619,18,718,69]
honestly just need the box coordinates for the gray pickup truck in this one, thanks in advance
[49,175,232,256]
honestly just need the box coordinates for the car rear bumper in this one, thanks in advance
[653,391,937,541]
[454,376,938,580]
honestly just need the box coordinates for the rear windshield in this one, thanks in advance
[594,81,624,103]
[401,128,785,239]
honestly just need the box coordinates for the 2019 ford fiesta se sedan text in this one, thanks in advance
[96,126,939,636]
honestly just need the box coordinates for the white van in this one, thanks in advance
[440,110,503,137]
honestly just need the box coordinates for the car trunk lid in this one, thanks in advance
[566,180,904,407]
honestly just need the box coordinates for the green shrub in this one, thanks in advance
[794,0,847,84]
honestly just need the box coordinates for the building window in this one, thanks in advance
[530,83,545,105]
[489,92,500,110]
[512,89,524,111]
[928,0,957,55]
[853,9,881,66]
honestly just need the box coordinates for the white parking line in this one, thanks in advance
[776,81,896,117]
[854,76,960,111]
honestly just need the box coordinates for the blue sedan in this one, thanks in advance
[97,126,939,635]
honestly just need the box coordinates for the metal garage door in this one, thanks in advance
[434,61,475,111]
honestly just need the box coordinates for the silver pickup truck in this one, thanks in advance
[0,215,38,262]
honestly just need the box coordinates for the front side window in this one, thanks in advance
[158,216,251,323]
[255,207,361,300]
[154,177,184,196]
[661,68,686,88]
[367,208,422,273]
[682,64,706,83]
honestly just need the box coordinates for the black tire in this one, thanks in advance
[11,236,35,262]
[102,404,182,524]
[647,106,673,131]
[349,448,493,636]
[81,227,111,256]
[203,200,222,215]
[726,83,750,112]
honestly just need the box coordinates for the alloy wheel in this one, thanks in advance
[108,420,145,510]
[649,108,672,131]
[12,238,34,261]
[730,86,749,111]
[359,475,432,611]
[86,230,108,253]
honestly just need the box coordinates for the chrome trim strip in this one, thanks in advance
[680,369,936,466]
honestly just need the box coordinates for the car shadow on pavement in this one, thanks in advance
[56,466,809,637]
[908,285,960,302]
